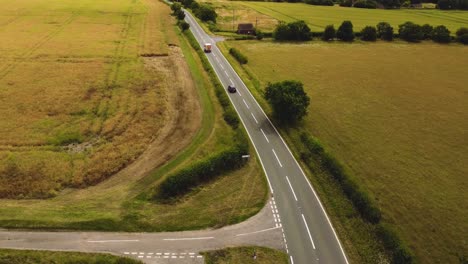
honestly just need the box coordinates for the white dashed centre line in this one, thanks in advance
[220,64,224,70]
[243,99,250,109]
[260,128,269,143]
[251,113,258,124]
[286,176,298,201]
[272,149,283,167]
[302,213,316,249]
[163,236,214,241]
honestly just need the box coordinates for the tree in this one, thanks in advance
[180,0,194,8]
[361,26,377,41]
[437,0,457,9]
[322,25,336,41]
[265,81,310,124]
[179,21,190,31]
[353,0,378,8]
[456,28,468,44]
[175,10,185,20]
[456,27,468,37]
[376,22,394,41]
[398,21,423,42]
[256,29,264,40]
[431,25,451,43]
[337,20,355,41]
[421,24,434,39]
[459,34,468,44]
[288,20,312,41]
[194,4,217,22]
[274,22,291,41]
[171,2,182,14]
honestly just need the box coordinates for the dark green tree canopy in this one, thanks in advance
[431,25,451,43]
[361,26,377,41]
[322,24,336,41]
[398,21,423,42]
[376,22,394,41]
[274,21,312,41]
[265,80,310,125]
[337,20,355,41]
[194,4,217,22]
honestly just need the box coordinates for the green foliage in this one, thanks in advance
[176,10,186,20]
[361,26,377,41]
[305,0,335,6]
[265,80,310,125]
[431,25,451,43]
[456,27,468,44]
[456,27,468,37]
[377,224,414,264]
[421,24,434,39]
[322,25,336,40]
[353,0,378,8]
[171,2,182,14]
[48,130,84,146]
[180,0,194,8]
[229,48,248,64]
[337,20,355,41]
[437,0,468,9]
[340,0,353,6]
[398,21,423,42]
[273,21,312,41]
[178,21,190,31]
[155,147,247,200]
[377,22,394,41]
[194,3,217,22]
[256,30,265,40]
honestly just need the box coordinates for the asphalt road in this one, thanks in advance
[184,11,349,264]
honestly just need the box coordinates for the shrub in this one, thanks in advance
[256,30,264,40]
[229,47,248,64]
[340,0,353,6]
[322,25,336,41]
[174,10,185,20]
[181,0,194,8]
[171,2,182,14]
[273,21,312,41]
[431,25,451,43]
[456,27,468,37]
[398,21,423,42]
[421,24,434,39]
[458,33,468,44]
[337,20,355,41]
[223,107,240,129]
[353,0,378,8]
[377,22,394,41]
[178,21,190,31]
[194,4,217,22]
[361,26,377,41]
[377,224,414,264]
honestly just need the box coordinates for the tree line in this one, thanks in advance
[268,0,468,10]
[273,20,468,44]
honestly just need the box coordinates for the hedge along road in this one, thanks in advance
[184,11,349,264]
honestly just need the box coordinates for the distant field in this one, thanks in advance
[0,0,178,198]
[208,1,468,32]
[226,40,468,263]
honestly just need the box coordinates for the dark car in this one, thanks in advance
[228,85,236,93]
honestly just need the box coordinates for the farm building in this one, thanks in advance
[237,23,255,35]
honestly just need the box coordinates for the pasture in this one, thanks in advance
[0,0,178,198]
[225,40,468,263]
[204,0,468,32]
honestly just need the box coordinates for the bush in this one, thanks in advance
[229,48,248,64]
[377,224,414,264]
[181,0,194,8]
[178,21,190,31]
[377,22,394,41]
[421,24,434,39]
[156,148,247,199]
[305,0,334,5]
[194,4,217,22]
[273,21,312,41]
[340,0,353,6]
[353,0,378,8]
[337,20,355,41]
[174,10,185,20]
[171,2,182,14]
[398,21,423,42]
[456,27,468,37]
[431,25,451,43]
[458,33,468,44]
[322,25,336,41]
[361,26,377,41]
[256,30,264,40]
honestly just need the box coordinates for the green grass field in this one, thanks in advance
[203,247,288,264]
[224,40,468,263]
[206,0,468,32]
[0,0,266,232]
[0,249,142,264]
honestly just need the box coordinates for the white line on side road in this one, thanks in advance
[243,99,249,109]
[163,236,214,241]
[235,226,280,236]
[286,176,298,201]
[87,240,139,243]
[272,149,283,167]
[251,113,258,124]
[301,214,316,249]
[260,128,269,143]
[290,256,295,264]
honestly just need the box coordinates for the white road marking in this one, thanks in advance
[250,112,258,124]
[163,236,214,241]
[243,99,250,109]
[87,240,139,243]
[260,128,269,143]
[229,78,233,83]
[290,256,295,264]
[237,89,242,96]
[220,64,224,70]
[286,176,298,201]
[124,252,129,255]
[272,149,283,167]
[301,214,316,249]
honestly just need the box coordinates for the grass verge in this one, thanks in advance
[203,246,288,264]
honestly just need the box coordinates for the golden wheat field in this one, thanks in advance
[0,0,179,198]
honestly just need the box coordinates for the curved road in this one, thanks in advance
[184,11,349,264]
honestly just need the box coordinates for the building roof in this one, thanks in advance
[237,23,254,30]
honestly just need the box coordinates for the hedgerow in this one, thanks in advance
[229,48,248,64]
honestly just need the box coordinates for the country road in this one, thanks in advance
[183,11,349,264]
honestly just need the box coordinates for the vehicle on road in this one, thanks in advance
[204,43,212,53]
[228,85,236,93]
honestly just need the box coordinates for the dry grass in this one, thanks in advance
[203,246,288,264]
[226,40,468,263]
[0,0,179,198]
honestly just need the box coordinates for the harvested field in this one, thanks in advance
[0,0,180,198]
[225,40,468,263]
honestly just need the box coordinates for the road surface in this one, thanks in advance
[184,11,349,264]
